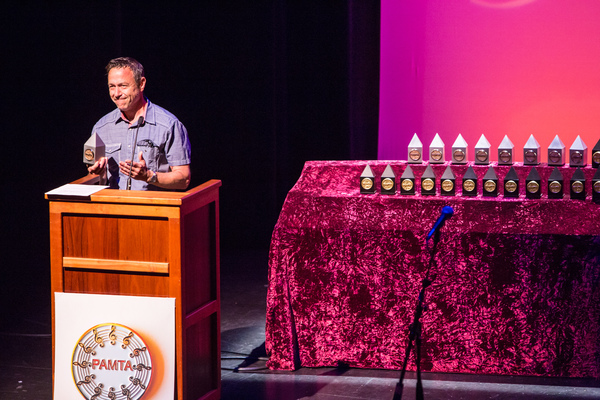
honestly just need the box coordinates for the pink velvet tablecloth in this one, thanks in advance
[265,160,600,377]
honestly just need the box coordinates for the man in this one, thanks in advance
[88,57,191,190]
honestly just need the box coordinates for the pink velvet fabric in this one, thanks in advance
[266,160,600,377]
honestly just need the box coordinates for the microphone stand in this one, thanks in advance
[392,228,443,400]
[126,116,144,190]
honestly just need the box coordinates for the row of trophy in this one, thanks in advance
[406,133,600,168]
[359,164,600,202]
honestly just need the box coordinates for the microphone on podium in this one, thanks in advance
[426,206,454,242]
[126,116,145,190]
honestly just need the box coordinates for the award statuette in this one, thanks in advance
[503,166,520,198]
[593,167,600,204]
[400,165,416,195]
[569,135,587,167]
[429,133,445,164]
[381,164,396,195]
[593,139,600,168]
[474,134,491,165]
[360,165,376,194]
[525,167,541,199]
[407,133,424,164]
[498,135,514,166]
[462,166,478,196]
[451,134,468,165]
[482,166,498,197]
[547,167,564,199]
[523,134,541,165]
[83,132,105,166]
[421,165,437,195]
[547,135,565,166]
[440,166,456,196]
[570,167,586,200]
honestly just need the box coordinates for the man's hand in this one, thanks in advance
[88,157,108,175]
[119,151,149,181]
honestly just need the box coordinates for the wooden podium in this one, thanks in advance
[47,176,222,400]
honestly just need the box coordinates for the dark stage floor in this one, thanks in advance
[2,249,600,399]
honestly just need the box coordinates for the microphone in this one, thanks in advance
[427,206,454,241]
[126,116,145,190]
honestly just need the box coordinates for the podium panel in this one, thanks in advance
[47,179,222,400]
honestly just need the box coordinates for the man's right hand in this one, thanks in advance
[88,157,108,175]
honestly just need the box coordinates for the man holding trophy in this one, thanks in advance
[87,57,191,190]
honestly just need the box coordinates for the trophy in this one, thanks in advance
[451,134,468,165]
[593,167,600,203]
[381,164,396,195]
[474,134,491,165]
[360,165,376,194]
[440,166,456,196]
[593,139,600,168]
[498,135,514,166]
[525,167,541,199]
[421,165,437,195]
[569,135,587,167]
[547,135,565,166]
[462,166,478,196]
[407,133,423,164]
[523,134,541,165]
[400,165,416,195]
[83,132,105,166]
[429,133,445,164]
[503,166,519,198]
[570,167,586,200]
[547,167,564,199]
[482,166,498,197]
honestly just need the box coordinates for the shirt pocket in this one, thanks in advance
[137,139,161,170]
[105,143,122,162]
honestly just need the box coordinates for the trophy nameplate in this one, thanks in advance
[547,167,563,199]
[497,135,514,166]
[451,134,468,165]
[482,166,498,197]
[429,133,445,164]
[407,133,424,164]
[569,135,587,167]
[462,166,478,196]
[523,134,541,165]
[503,166,519,198]
[421,165,436,195]
[400,165,416,195]
[593,167,600,203]
[440,166,456,196]
[570,167,586,200]
[547,135,565,166]
[83,132,105,166]
[474,134,491,165]
[381,164,396,195]
[593,139,600,168]
[525,167,541,199]
[360,165,376,194]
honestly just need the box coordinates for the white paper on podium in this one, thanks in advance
[45,184,108,198]
[54,293,175,400]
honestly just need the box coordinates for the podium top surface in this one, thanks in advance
[46,177,221,206]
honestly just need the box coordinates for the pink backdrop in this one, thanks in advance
[379,0,600,162]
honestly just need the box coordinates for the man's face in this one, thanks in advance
[107,67,146,117]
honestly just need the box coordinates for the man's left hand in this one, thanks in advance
[119,151,149,181]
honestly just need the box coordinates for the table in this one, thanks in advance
[265,160,600,378]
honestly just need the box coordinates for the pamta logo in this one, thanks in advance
[72,323,152,400]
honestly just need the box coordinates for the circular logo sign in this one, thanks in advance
[504,180,517,193]
[430,149,443,161]
[72,323,152,400]
[421,178,434,191]
[476,150,489,163]
[453,149,465,162]
[499,150,512,164]
[401,179,414,192]
[463,179,475,192]
[527,180,540,194]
